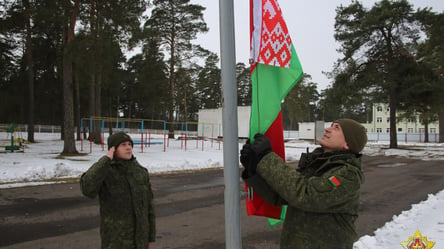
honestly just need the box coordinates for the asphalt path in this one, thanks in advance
[0,155,443,249]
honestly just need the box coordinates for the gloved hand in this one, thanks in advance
[240,142,252,179]
[240,139,251,168]
[239,133,272,176]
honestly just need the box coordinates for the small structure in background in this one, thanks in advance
[298,121,330,143]
[198,106,251,139]
[4,123,24,152]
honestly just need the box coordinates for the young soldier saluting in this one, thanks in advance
[81,132,155,249]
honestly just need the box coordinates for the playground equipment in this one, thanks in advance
[79,116,222,153]
[5,123,24,152]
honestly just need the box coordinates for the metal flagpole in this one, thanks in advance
[219,0,241,248]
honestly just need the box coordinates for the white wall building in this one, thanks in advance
[298,103,440,142]
[298,121,330,142]
[198,103,440,142]
[362,103,439,134]
[197,106,251,138]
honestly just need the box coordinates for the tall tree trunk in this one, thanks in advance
[61,0,80,155]
[24,0,35,143]
[389,90,398,148]
[183,85,187,121]
[95,3,103,122]
[167,10,177,138]
[424,122,429,143]
[90,0,102,144]
[439,110,444,143]
[88,0,97,141]
[93,61,102,143]
[62,45,77,154]
[94,3,103,141]
[168,51,176,138]
[89,71,95,137]
[74,64,81,140]
[56,37,64,140]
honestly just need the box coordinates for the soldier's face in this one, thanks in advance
[115,141,133,160]
[319,122,349,152]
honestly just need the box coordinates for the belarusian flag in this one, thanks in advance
[246,0,303,220]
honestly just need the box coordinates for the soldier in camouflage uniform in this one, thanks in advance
[241,119,367,249]
[80,132,156,249]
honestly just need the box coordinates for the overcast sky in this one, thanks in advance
[192,0,444,90]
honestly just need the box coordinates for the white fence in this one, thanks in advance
[0,124,61,133]
[0,124,441,143]
[367,132,441,143]
[284,130,441,143]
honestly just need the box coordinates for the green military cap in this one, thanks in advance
[107,132,133,150]
[334,119,367,153]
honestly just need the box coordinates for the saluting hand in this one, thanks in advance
[106,146,115,160]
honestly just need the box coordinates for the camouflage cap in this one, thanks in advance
[107,132,133,150]
[334,119,367,153]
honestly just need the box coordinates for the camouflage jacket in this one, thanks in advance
[245,148,364,249]
[80,156,156,249]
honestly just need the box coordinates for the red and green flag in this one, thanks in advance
[245,0,303,223]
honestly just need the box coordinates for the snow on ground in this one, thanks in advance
[0,132,443,248]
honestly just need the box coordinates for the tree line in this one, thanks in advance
[1,0,443,155]
[286,0,444,146]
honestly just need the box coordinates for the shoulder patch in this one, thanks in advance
[329,176,341,187]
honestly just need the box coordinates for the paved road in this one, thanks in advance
[0,155,443,249]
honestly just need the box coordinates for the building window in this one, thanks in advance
[386,117,390,123]
[377,117,382,123]
[430,128,436,134]
[419,128,425,133]
[377,128,382,133]
[377,106,382,112]
[386,128,390,133]
[398,128,402,132]
[408,128,413,133]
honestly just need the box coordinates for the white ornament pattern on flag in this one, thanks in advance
[258,0,292,68]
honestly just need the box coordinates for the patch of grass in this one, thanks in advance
[55,152,89,159]
[0,177,80,186]
[151,167,223,176]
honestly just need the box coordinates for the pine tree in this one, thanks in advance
[144,0,208,136]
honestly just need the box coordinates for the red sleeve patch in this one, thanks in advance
[329,176,341,187]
